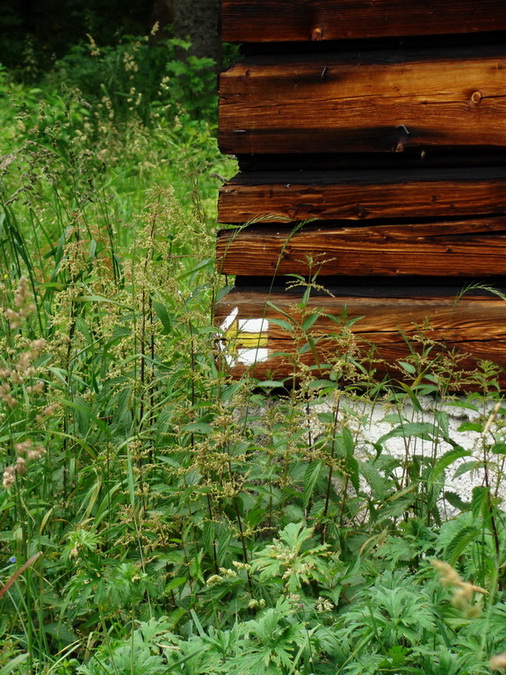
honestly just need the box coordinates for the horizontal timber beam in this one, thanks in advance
[221,1,506,42]
[219,48,506,154]
[217,218,506,277]
[215,289,506,386]
[218,168,506,223]
[236,149,506,172]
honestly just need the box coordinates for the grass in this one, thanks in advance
[1,34,506,675]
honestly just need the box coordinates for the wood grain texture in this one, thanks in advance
[217,218,506,276]
[221,0,506,42]
[215,290,506,385]
[219,48,506,155]
[218,168,506,223]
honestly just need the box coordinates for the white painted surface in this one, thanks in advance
[218,311,270,367]
[238,318,269,334]
[220,307,239,333]
[236,347,270,365]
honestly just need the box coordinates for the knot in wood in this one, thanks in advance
[311,26,323,41]
[471,90,482,104]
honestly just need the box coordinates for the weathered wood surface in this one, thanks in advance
[217,218,506,277]
[218,168,506,223]
[219,48,506,155]
[221,0,506,42]
[215,290,506,385]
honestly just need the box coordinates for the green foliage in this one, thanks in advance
[0,0,152,72]
[2,28,506,675]
[47,36,218,124]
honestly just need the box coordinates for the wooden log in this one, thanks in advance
[215,289,506,386]
[221,0,506,42]
[236,149,506,172]
[217,218,506,277]
[218,168,506,223]
[219,48,506,155]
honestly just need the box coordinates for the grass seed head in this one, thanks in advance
[490,654,506,672]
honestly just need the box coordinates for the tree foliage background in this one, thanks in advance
[0,0,220,76]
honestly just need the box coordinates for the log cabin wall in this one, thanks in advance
[215,0,506,387]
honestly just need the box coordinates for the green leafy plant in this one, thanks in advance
[2,24,506,675]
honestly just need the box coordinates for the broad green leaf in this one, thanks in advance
[257,380,287,389]
[471,486,490,519]
[301,313,320,332]
[444,491,471,512]
[153,301,173,333]
[428,447,472,485]
[398,361,416,374]
[399,382,422,411]
[457,421,483,433]
[491,442,506,455]
[303,461,322,508]
[216,284,234,302]
[445,525,480,564]
[268,317,295,332]
[453,460,484,479]
[377,422,437,444]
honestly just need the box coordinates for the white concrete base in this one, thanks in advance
[311,393,505,517]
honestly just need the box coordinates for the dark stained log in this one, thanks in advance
[240,33,506,57]
[215,289,506,386]
[221,0,506,42]
[217,218,506,277]
[218,168,506,223]
[233,276,506,297]
[219,48,506,155]
[237,149,506,172]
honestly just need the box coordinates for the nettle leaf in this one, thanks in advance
[445,399,479,414]
[267,317,295,332]
[457,421,483,433]
[444,524,480,564]
[377,422,437,444]
[434,410,450,441]
[453,460,484,479]
[345,456,360,493]
[153,300,173,333]
[164,576,186,594]
[376,494,416,522]
[398,360,416,375]
[399,381,423,411]
[428,447,472,485]
[359,460,388,500]
[301,313,320,332]
[380,535,418,563]
[341,427,355,457]
[444,491,471,512]
[471,486,491,519]
[303,461,322,508]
